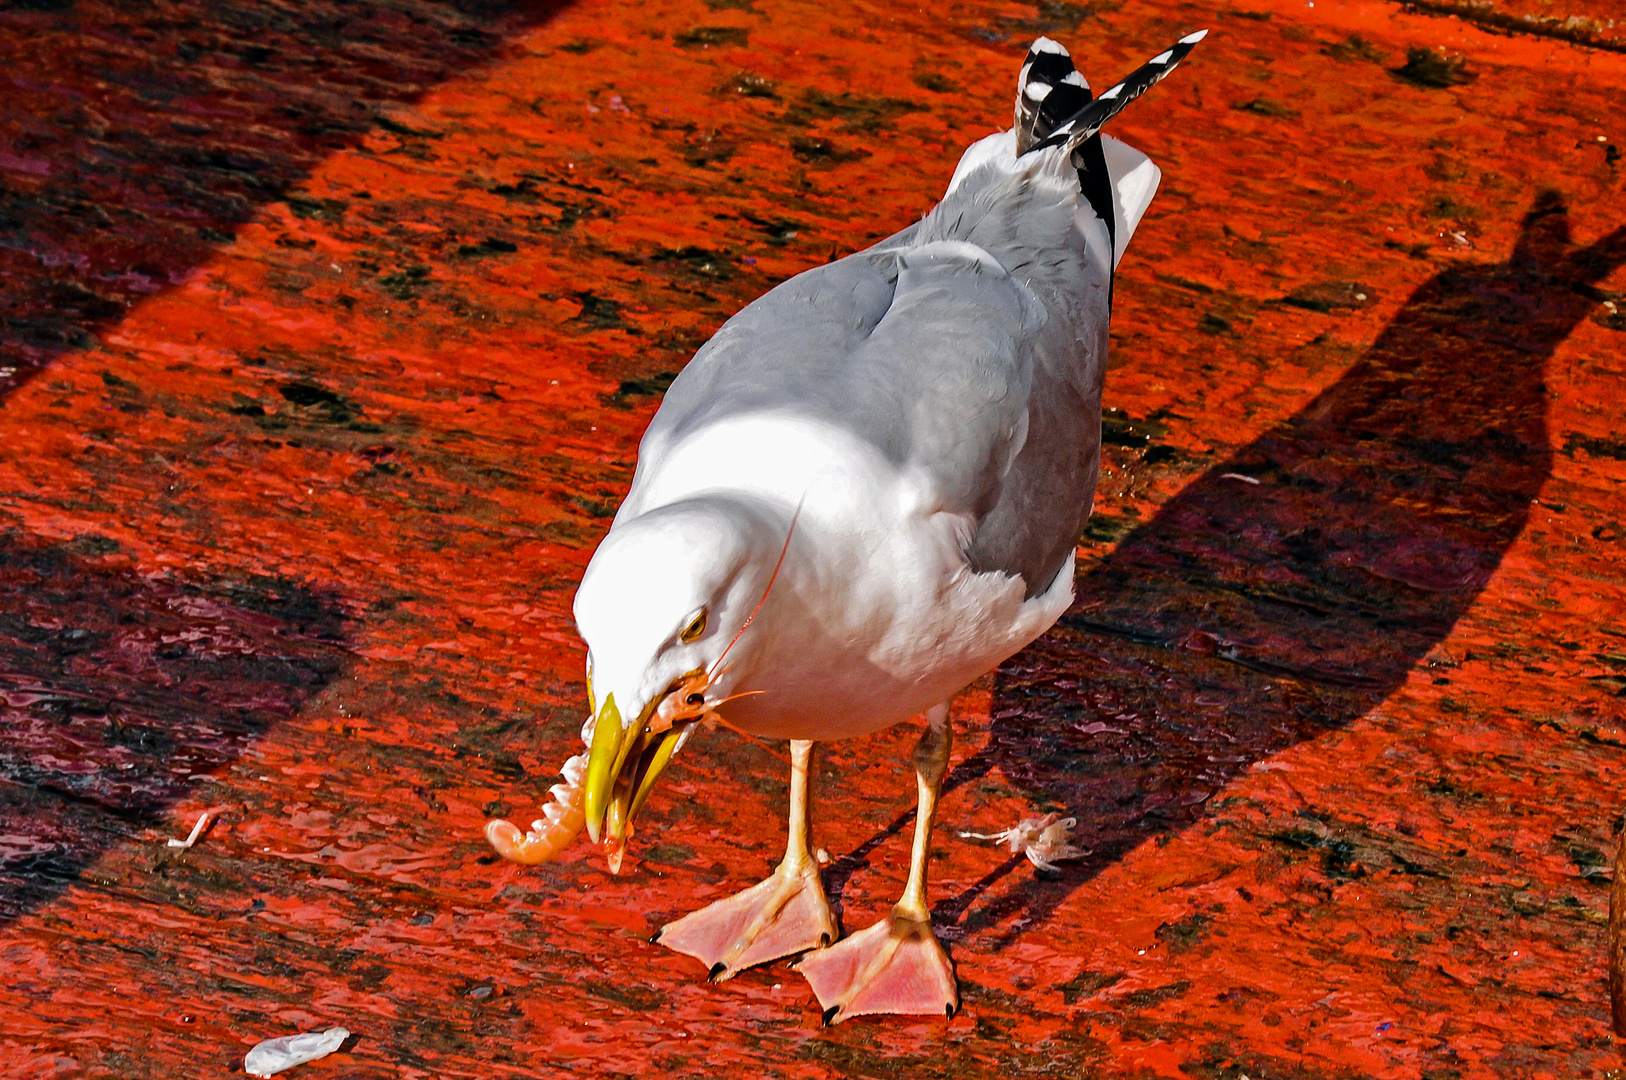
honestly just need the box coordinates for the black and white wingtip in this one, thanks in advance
[1021,29,1208,157]
[1014,37,1093,155]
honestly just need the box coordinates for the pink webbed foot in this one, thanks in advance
[654,861,836,981]
[793,912,958,1023]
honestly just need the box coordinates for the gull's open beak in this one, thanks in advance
[580,690,690,873]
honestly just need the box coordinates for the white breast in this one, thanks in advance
[630,412,1073,741]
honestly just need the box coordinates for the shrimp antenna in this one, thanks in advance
[708,499,802,679]
[708,713,793,767]
[707,688,767,710]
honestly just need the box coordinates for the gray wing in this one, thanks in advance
[923,167,1113,595]
[643,165,1110,596]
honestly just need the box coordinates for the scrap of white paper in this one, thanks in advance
[244,1027,349,1078]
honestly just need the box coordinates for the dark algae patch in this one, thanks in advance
[720,72,778,98]
[1232,97,1298,119]
[615,372,677,399]
[1055,968,1125,1004]
[1393,45,1475,87]
[790,136,871,165]
[674,26,750,48]
[1323,34,1388,62]
[456,237,519,258]
[784,89,926,133]
[1279,281,1377,313]
[377,264,431,300]
[1563,433,1626,461]
[278,381,366,427]
[1100,407,1169,447]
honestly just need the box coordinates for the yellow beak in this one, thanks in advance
[580,692,687,867]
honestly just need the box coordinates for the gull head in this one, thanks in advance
[572,494,787,866]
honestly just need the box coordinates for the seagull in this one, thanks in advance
[486,31,1206,1023]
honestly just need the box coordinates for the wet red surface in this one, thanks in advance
[1,0,1624,1076]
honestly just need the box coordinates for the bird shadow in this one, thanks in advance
[0,0,569,403]
[823,193,1625,945]
[0,530,352,926]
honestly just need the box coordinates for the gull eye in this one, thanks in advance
[680,610,707,643]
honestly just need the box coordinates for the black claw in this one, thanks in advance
[945,1003,956,1019]
[818,932,831,947]
[708,962,729,982]
[649,929,663,944]
[822,1006,840,1026]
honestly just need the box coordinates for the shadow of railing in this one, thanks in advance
[823,194,1623,943]
[0,0,568,402]
[0,0,575,930]
[0,531,352,925]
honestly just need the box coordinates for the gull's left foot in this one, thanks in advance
[794,911,957,1023]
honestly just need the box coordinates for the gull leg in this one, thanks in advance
[654,739,837,981]
[795,702,959,1023]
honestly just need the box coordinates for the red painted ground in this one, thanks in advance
[1,0,1624,1076]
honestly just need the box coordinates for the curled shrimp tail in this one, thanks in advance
[484,752,588,865]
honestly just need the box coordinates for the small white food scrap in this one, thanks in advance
[166,811,211,850]
[244,1027,349,1078]
[961,813,1088,872]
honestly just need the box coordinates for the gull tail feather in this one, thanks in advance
[1021,30,1208,158]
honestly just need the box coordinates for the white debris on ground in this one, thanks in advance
[166,811,211,849]
[960,813,1089,872]
[244,1027,350,1078]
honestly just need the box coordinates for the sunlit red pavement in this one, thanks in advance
[2,0,1624,1076]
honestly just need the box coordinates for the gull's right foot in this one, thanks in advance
[653,861,837,981]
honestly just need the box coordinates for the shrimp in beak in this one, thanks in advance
[580,670,714,873]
